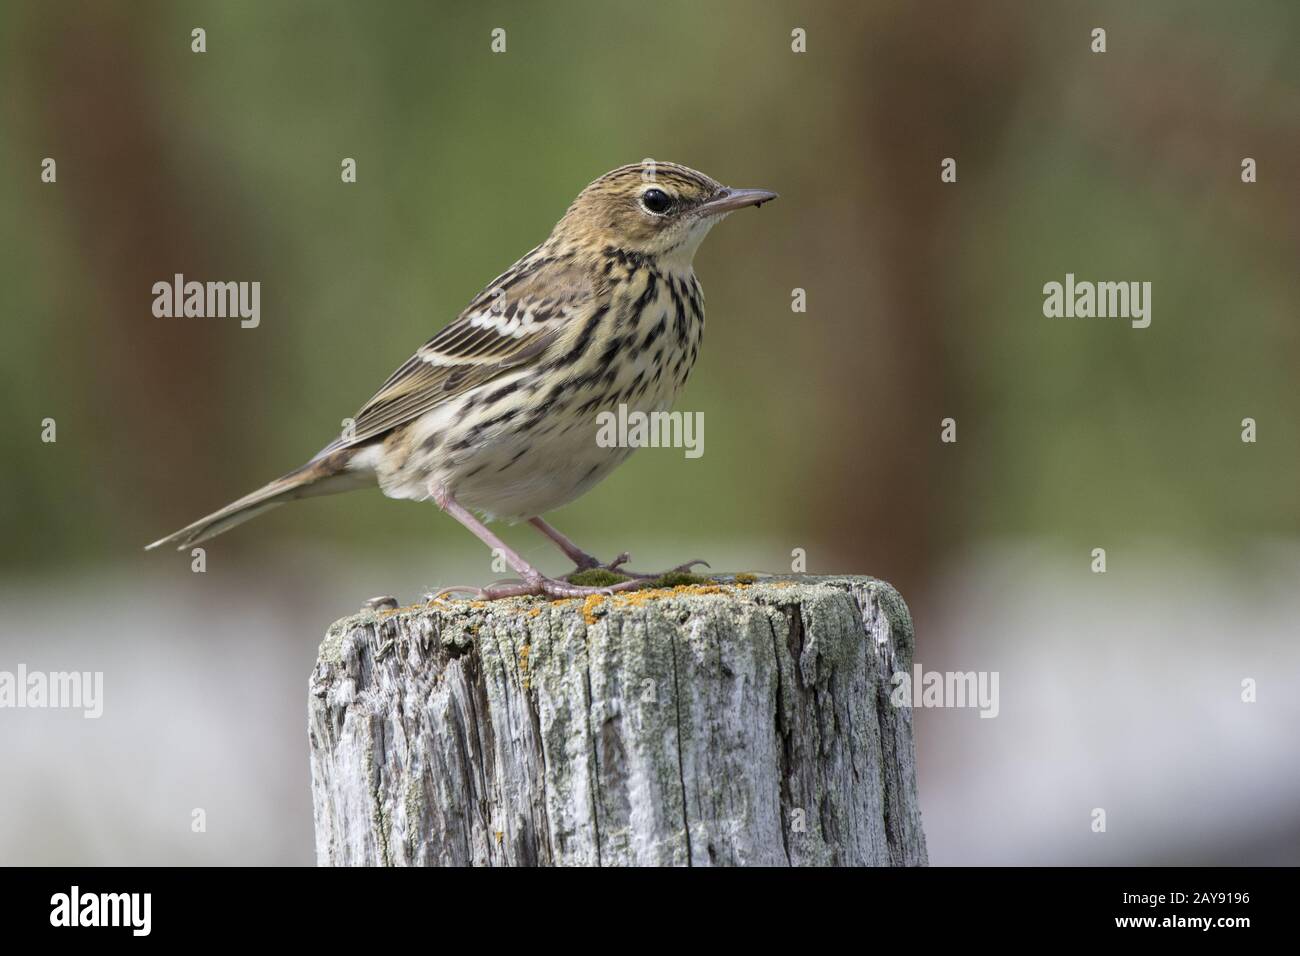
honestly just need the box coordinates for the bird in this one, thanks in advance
[146,161,777,599]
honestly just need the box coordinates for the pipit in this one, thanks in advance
[147,162,777,599]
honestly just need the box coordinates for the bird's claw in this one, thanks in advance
[571,551,633,574]
[618,558,712,581]
[433,558,712,604]
[434,575,651,602]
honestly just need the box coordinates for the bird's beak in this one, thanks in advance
[695,187,779,217]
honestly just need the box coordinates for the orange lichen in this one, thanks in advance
[601,582,734,613]
[582,593,608,625]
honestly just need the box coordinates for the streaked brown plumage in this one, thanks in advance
[147,161,777,598]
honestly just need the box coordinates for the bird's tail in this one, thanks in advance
[145,449,370,551]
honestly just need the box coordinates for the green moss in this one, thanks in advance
[565,568,716,589]
[566,568,632,587]
[647,571,712,588]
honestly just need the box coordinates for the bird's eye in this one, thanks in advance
[641,188,673,215]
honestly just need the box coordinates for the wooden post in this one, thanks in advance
[308,575,927,866]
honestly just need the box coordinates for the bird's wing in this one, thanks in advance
[329,254,593,450]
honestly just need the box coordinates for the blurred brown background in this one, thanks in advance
[1,1,1297,865]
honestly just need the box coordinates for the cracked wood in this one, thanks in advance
[308,575,928,866]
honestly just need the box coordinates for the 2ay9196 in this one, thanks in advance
[1191,892,1250,904]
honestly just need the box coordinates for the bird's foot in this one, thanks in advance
[619,559,712,581]
[566,559,712,584]
[432,573,651,602]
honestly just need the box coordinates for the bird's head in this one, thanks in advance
[551,161,777,266]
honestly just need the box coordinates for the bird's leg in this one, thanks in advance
[528,516,709,582]
[430,486,649,601]
[527,517,631,572]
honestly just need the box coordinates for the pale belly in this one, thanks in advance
[365,264,704,520]
[371,359,687,521]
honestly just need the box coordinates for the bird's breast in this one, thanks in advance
[374,264,705,518]
[605,263,705,399]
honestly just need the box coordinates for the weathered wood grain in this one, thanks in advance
[309,574,927,866]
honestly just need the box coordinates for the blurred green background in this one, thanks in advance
[4,0,1295,593]
[1,1,1297,865]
